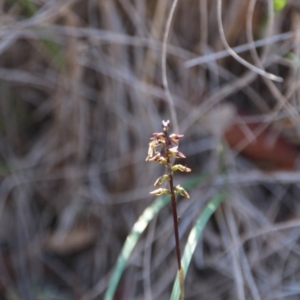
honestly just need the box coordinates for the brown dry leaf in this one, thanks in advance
[44,227,97,256]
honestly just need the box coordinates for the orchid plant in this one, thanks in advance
[146,120,191,299]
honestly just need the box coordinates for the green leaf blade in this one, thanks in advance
[170,192,226,300]
[104,195,169,300]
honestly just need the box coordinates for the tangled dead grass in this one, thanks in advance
[1,0,300,299]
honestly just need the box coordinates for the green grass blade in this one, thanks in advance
[104,194,169,300]
[104,174,208,300]
[170,192,227,300]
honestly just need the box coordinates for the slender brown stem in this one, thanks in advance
[164,128,182,271]
[168,171,182,271]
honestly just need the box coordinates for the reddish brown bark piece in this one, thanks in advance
[224,122,299,171]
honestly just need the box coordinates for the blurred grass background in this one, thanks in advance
[1,0,300,299]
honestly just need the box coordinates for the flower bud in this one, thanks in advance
[172,164,191,172]
[147,140,158,158]
[174,185,190,199]
[169,147,186,158]
[150,188,171,196]
[152,132,165,138]
[154,174,169,186]
[162,120,170,128]
[169,134,184,144]
[162,120,170,132]
[146,152,160,162]
[156,156,167,165]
